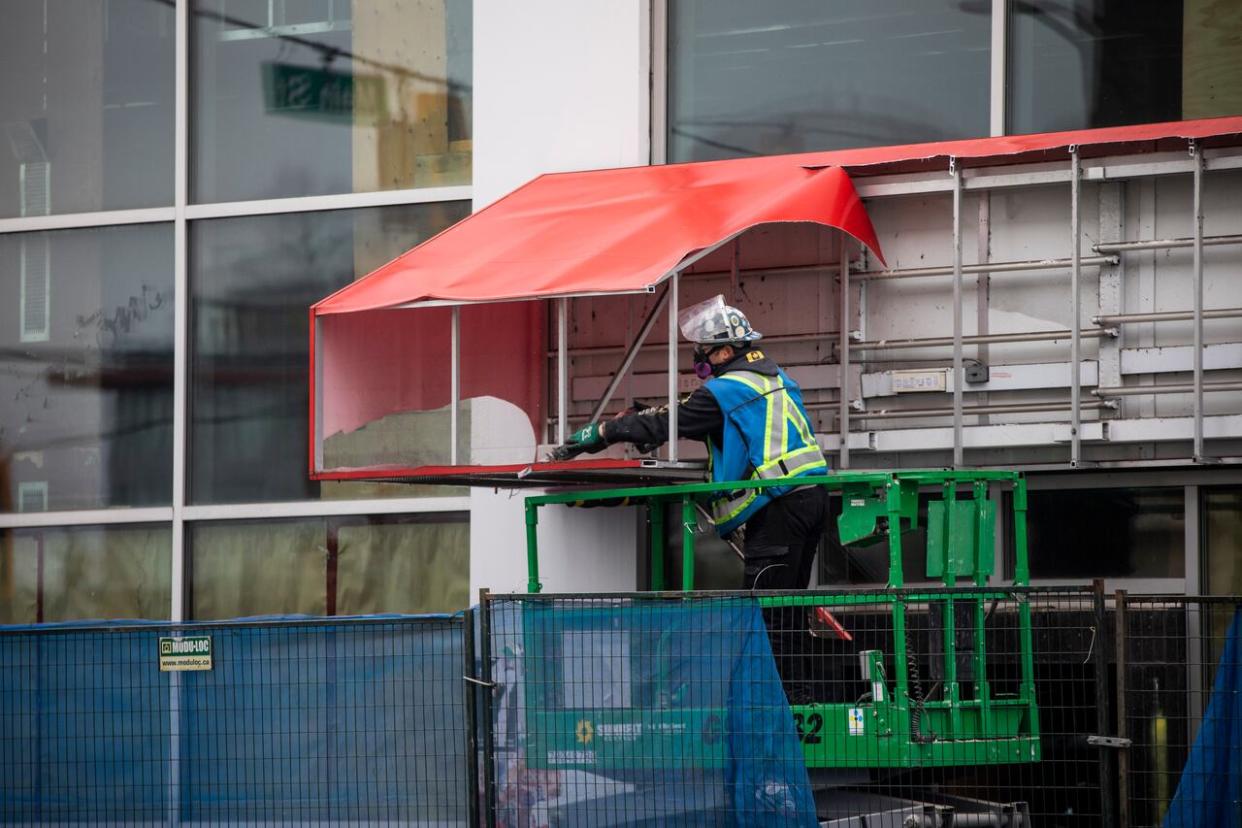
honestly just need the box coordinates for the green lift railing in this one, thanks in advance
[521,470,1040,769]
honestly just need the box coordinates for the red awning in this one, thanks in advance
[313,164,883,314]
[312,116,1242,318]
[309,116,1242,483]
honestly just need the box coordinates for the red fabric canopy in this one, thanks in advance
[312,116,1242,317]
[309,116,1242,482]
[313,164,883,314]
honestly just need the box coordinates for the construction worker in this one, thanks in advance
[551,296,828,700]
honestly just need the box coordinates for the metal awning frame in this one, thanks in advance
[312,132,1242,482]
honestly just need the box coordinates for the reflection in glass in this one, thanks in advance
[1205,488,1242,595]
[0,0,174,218]
[0,523,171,623]
[187,514,468,620]
[667,1,990,162]
[189,202,469,505]
[1008,0,1183,134]
[192,0,472,203]
[0,225,174,512]
[1015,488,1184,580]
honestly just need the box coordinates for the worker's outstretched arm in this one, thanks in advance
[547,389,723,461]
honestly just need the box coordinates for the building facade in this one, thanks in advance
[3,1,1241,624]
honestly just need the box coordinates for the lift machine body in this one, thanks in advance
[519,470,1040,770]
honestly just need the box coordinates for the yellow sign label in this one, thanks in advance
[745,350,765,362]
[575,719,594,744]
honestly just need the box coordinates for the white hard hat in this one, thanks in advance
[677,294,763,345]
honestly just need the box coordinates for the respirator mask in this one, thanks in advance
[693,345,721,379]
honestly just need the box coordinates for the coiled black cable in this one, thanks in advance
[907,652,937,744]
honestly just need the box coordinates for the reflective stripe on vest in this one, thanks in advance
[707,370,827,528]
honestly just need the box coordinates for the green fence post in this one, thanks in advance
[650,500,666,591]
[1012,475,1031,587]
[525,501,542,594]
[886,477,905,589]
[1012,476,1039,739]
[971,480,993,739]
[885,478,911,737]
[941,480,961,740]
[681,495,696,591]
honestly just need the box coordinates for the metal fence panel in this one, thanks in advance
[0,616,470,824]
[3,590,1239,827]
[482,587,1103,827]
[1118,595,1242,828]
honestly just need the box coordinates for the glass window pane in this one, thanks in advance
[335,516,469,615]
[1011,488,1185,580]
[189,202,469,505]
[188,517,329,619]
[667,1,991,162]
[0,0,174,218]
[0,224,174,513]
[192,0,472,203]
[0,523,171,624]
[187,513,469,620]
[1008,1,1184,134]
[1205,487,1242,595]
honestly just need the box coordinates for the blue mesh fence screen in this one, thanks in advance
[6,591,1242,826]
[0,615,469,824]
[486,595,817,826]
[0,625,171,822]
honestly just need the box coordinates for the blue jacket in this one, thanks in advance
[702,364,827,536]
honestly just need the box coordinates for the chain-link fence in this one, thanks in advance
[1,590,1238,826]
[0,614,474,824]
[481,587,1106,827]
[1113,593,1242,828]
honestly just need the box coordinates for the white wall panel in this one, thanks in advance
[469,487,639,595]
[472,0,650,209]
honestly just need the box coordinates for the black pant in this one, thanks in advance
[740,487,827,692]
[741,486,827,590]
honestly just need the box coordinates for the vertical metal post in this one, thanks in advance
[1191,144,1206,462]
[1070,147,1083,467]
[478,589,497,828]
[680,496,695,590]
[1012,476,1030,586]
[1014,476,1038,738]
[838,239,851,469]
[886,481,911,717]
[650,501,666,591]
[461,608,480,828]
[1184,486,1204,734]
[524,502,541,594]
[1115,589,1131,828]
[1092,580,1117,827]
[976,195,992,425]
[942,482,961,739]
[668,271,680,462]
[952,162,964,467]
[885,480,904,588]
[557,298,568,444]
[451,305,460,464]
[971,481,993,736]
[1097,184,1124,396]
[169,2,189,822]
[989,0,1007,136]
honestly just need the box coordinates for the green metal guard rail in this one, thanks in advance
[523,470,1029,593]
[521,470,1039,768]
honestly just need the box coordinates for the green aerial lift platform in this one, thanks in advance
[520,470,1040,770]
